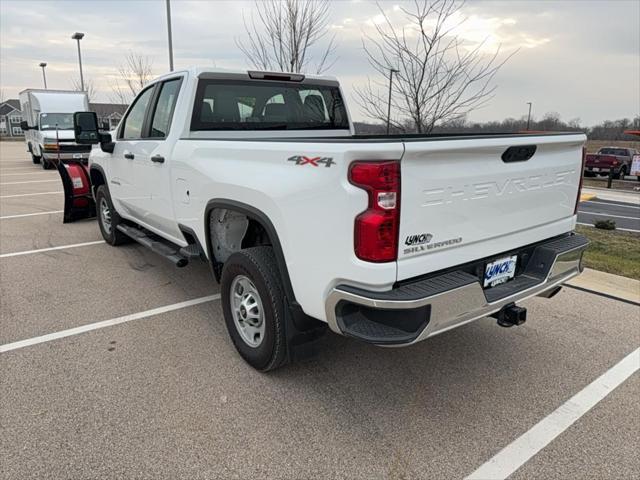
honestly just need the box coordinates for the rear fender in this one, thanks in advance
[56,159,96,223]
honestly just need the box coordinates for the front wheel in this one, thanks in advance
[220,247,288,371]
[95,185,130,246]
[31,153,41,165]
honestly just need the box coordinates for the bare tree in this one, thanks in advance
[71,77,96,102]
[355,0,516,133]
[237,0,336,74]
[109,52,153,104]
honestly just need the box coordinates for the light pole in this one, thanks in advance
[39,62,48,89]
[526,102,532,130]
[71,32,85,91]
[386,68,399,134]
[166,0,174,71]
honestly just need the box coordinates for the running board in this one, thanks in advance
[116,224,189,268]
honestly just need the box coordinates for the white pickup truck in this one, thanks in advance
[65,67,589,371]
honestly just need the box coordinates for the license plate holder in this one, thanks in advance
[73,153,82,159]
[484,255,517,288]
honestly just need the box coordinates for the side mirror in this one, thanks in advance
[73,111,100,145]
[20,120,30,131]
[99,132,115,154]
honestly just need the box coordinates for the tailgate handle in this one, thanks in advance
[502,145,536,163]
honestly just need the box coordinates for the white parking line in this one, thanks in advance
[0,191,63,199]
[465,347,640,480]
[0,210,63,220]
[0,179,59,185]
[577,222,640,233]
[0,171,54,176]
[0,240,104,258]
[0,294,221,353]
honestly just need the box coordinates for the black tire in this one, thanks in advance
[95,185,130,246]
[220,247,288,371]
[31,154,41,164]
[41,157,53,170]
[612,166,625,180]
[619,166,627,180]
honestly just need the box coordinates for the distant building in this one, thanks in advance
[90,103,128,131]
[0,99,24,137]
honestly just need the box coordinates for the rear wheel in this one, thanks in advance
[613,166,626,180]
[220,247,288,371]
[95,185,130,246]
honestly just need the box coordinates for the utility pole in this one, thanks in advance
[166,0,174,71]
[39,62,48,89]
[526,102,532,130]
[71,32,85,91]
[386,68,399,134]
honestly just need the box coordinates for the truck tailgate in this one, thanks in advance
[397,134,586,281]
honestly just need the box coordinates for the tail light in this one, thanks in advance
[574,146,586,215]
[349,161,400,262]
[611,159,619,166]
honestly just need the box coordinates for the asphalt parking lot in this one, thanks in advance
[1,141,638,479]
[577,198,640,232]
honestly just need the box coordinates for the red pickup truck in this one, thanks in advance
[584,147,638,179]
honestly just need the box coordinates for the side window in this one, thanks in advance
[150,78,182,138]
[121,86,154,139]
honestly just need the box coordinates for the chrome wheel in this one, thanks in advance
[99,197,112,235]
[230,275,265,348]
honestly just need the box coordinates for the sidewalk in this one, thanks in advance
[567,268,640,304]
[582,187,640,205]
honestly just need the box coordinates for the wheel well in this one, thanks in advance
[204,201,324,340]
[90,168,106,193]
[208,208,272,268]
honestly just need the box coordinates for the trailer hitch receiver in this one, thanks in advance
[492,303,527,327]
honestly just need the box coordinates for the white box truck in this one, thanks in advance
[19,89,91,169]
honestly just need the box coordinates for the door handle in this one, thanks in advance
[151,155,165,164]
[124,152,135,160]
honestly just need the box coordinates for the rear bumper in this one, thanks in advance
[585,165,618,173]
[43,152,90,161]
[325,233,589,345]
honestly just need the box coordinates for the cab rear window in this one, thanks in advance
[191,79,349,131]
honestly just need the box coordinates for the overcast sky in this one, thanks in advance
[1,0,638,125]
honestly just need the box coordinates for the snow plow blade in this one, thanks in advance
[56,159,96,222]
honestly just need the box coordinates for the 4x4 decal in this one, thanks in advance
[288,155,335,168]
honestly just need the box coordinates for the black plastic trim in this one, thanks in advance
[178,223,207,262]
[180,131,583,143]
[502,145,537,162]
[336,302,431,345]
[338,270,478,302]
[88,164,107,196]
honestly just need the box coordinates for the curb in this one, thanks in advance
[580,193,596,202]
